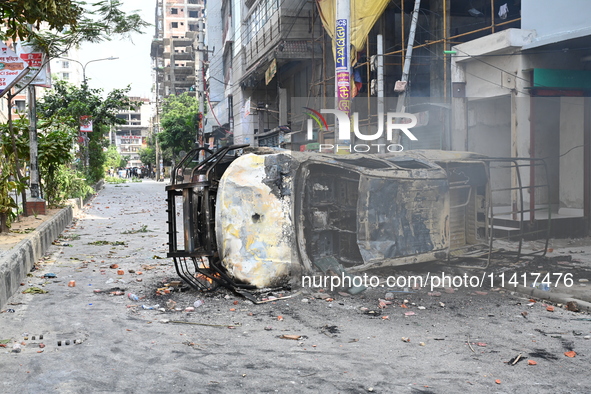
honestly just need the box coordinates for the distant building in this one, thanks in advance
[49,48,83,86]
[151,0,205,99]
[113,97,151,167]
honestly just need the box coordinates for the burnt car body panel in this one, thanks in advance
[213,149,488,286]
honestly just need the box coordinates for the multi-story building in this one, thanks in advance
[114,97,151,167]
[151,0,205,100]
[49,48,84,86]
[205,0,323,149]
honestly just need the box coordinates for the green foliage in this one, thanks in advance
[38,81,138,183]
[138,146,155,167]
[0,118,30,228]
[105,145,125,170]
[44,165,94,205]
[158,93,199,160]
[0,164,18,228]
[0,0,150,57]
[0,117,30,163]
[0,0,80,41]
[105,176,126,184]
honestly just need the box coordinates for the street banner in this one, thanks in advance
[80,115,93,132]
[265,59,277,85]
[0,43,29,98]
[16,42,51,88]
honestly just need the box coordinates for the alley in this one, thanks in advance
[1,180,591,393]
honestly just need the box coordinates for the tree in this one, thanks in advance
[105,145,125,171]
[0,0,149,57]
[138,146,156,167]
[158,93,200,161]
[37,80,139,183]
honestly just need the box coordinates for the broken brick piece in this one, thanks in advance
[280,335,301,340]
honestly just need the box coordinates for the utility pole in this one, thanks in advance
[196,16,205,147]
[335,0,351,114]
[393,0,421,145]
[26,84,45,215]
[376,34,385,148]
[334,0,350,153]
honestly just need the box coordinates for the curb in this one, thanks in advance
[507,284,591,312]
[0,205,74,310]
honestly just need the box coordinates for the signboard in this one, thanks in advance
[16,42,51,88]
[335,19,350,113]
[80,115,93,132]
[244,97,251,118]
[0,43,29,98]
[265,59,277,85]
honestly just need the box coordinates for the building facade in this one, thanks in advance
[151,0,205,99]
[114,97,151,167]
[198,0,591,237]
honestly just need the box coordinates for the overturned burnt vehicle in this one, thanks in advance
[166,146,549,294]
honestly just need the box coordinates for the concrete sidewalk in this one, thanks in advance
[0,205,74,310]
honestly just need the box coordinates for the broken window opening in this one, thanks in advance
[303,164,364,268]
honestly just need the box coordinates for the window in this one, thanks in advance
[62,72,70,80]
[171,22,178,28]
[171,8,178,14]
[14,100,26,112]
[189,23,198,31]
[62,61,70,68]
[189,10,198,18]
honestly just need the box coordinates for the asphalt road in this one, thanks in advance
[1,180,590,393]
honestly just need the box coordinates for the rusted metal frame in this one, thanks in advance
[171,147,213,186]
[166,189,182,255]
[482,157,552,260]
[168,144,258,292]
[448,184,472,209]
[202,145,237,179]
[490,0,495,34]
[514,159,525,258]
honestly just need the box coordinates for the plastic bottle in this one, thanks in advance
[193,299,204,308]
[128,293,139,301]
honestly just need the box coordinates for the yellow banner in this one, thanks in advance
[316,0,390,53]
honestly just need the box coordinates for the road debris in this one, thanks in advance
[280,335,302,340]
[22,287,47,294]
[509,354,524,365]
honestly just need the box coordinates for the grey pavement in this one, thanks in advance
[1,179,591,393]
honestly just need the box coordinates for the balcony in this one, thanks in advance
[151,39,164,58]
[174,51,193,61]
[243,5,316,70]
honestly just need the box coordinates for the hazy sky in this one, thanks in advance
[78,0,154,98]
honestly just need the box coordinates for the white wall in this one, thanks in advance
[559,97,585,210]
[522,0,591,46]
